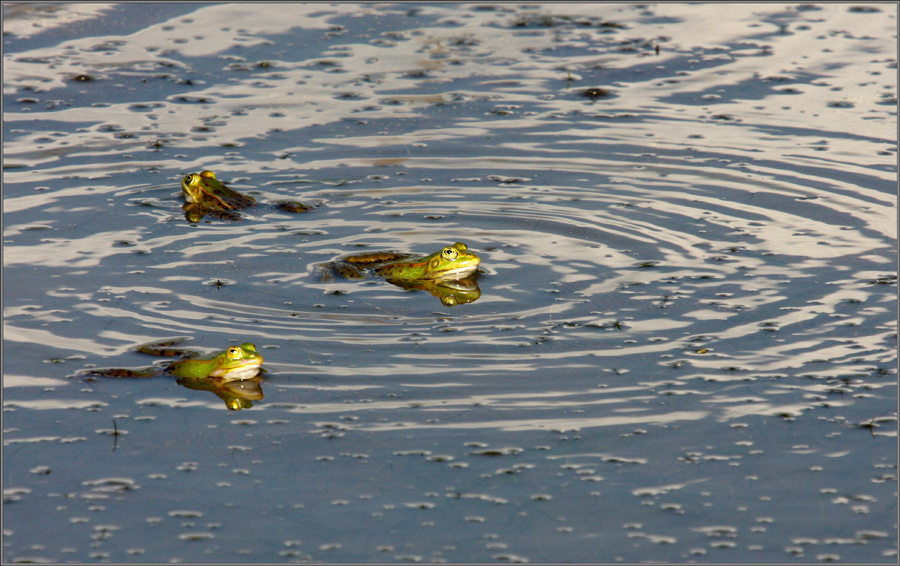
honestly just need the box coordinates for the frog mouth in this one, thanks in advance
[210,359,263,381]
[428,263,479,280]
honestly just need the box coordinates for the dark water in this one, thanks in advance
[3,3,897,563]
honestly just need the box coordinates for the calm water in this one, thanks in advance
[3,2,897,563]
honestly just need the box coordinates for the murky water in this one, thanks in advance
[3,3,897,563]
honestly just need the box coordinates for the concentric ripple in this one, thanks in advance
[3,3,895,564]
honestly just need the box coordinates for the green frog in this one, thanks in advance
[181,170,313,222]
[82,339,264,381]
[82,339,266,410]
[320,242,481,281]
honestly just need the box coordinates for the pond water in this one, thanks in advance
[3,2,897,563]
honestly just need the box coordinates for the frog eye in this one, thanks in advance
[441,247,458,261]
[184,174,197,185]
[227,347,241,359]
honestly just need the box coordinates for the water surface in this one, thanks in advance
[3,3,897,563]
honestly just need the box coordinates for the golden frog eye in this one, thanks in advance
[441,247,458,261]
[184,174,197,186]
[227,347,241,360]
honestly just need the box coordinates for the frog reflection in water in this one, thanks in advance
[391,276,481,307]
[82,339,265,410]
[319,242,482,306]
[181,170,313,222]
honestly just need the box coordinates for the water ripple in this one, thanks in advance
[2,3,895,563]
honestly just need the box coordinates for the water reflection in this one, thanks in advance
[2,2,896,563]
[387,275,481,307]
[176,375,264,411]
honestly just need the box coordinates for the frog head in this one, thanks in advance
[207,343,264,381]
[181,170,255,210]
[422,242,481,280]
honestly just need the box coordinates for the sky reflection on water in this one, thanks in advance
[3,2,897,563]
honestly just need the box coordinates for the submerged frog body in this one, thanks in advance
[321,242,481,281]
[83,339,264,382]
[181,170,313,222]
